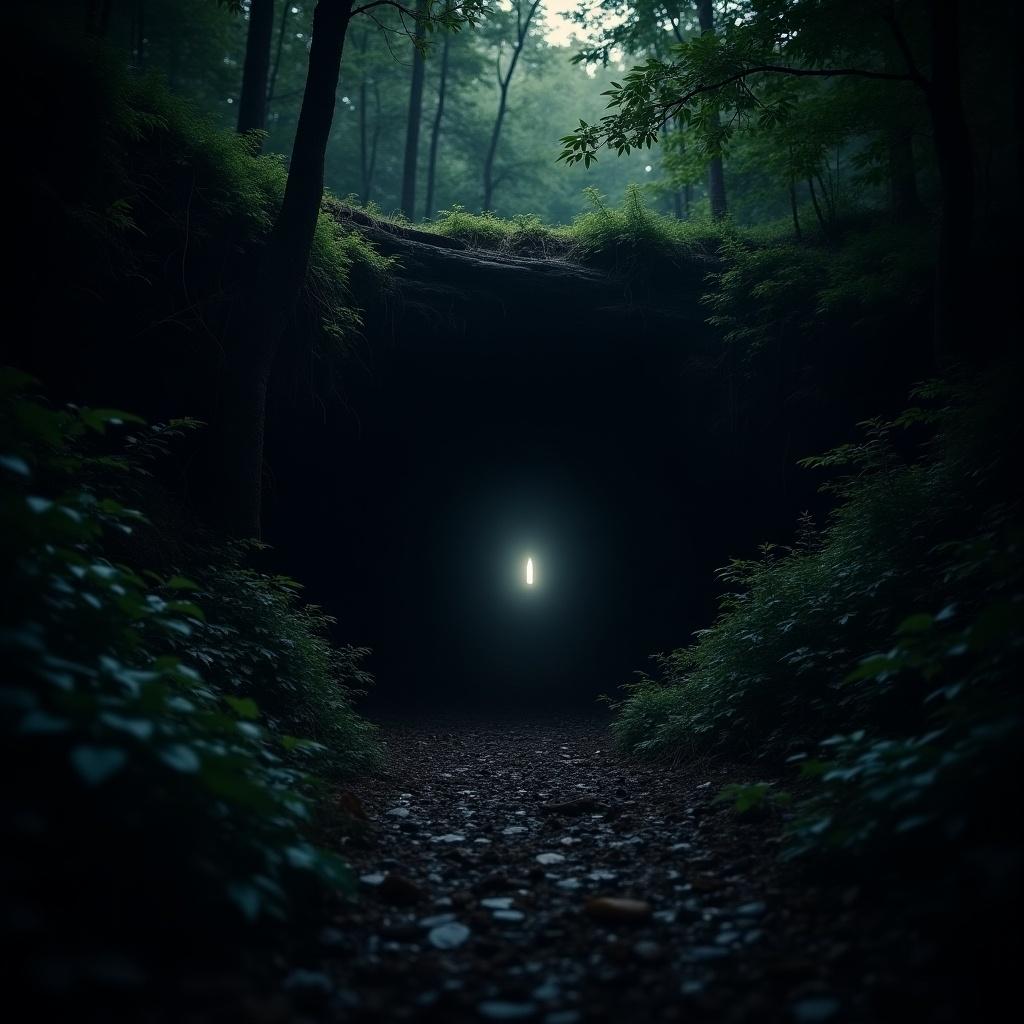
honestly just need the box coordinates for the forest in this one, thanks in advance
[1,0,1021,1021]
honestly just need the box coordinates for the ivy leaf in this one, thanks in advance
[71,746,128,786]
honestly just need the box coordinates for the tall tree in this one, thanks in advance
[919,0,973,358]
[217,0,483,536]
[424,18,452,218]
[356,26,382,203]
[265,0,293,120]
[482,0,542,211]
[237,0,276,137]
[696,0,727,219]
[400,0,429,220]
[559,0,975,361]
[218,0,355,537]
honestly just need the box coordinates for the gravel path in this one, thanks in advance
[303,717,930,1024]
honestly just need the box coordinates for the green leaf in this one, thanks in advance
[225,696,260,720]
[166,575,200,591]
[160,744,201,774]
[71,746,128,785]
[0,454,30,476]
[897,613,933,634]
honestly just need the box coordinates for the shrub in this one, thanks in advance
[612,368,1023,861]
[0,372,381,988]
[567,185,729,279]
[430,205,569,257]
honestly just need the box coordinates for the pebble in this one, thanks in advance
[478,1001,539,1020]
[428,921,471,950]
[493,909,526,922]
[535,853,566,866]
[791,997,841,1023]
[481,897,515,910]
[633,940,664,962]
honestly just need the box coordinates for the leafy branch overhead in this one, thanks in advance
[559,10,916,166]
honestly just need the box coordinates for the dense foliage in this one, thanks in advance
[12,16,390,414]
[0,373,381,988]
[613,370,1022,866]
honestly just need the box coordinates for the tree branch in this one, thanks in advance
[881,4,930,90]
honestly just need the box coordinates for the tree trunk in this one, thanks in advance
[887,126,922,221]
[807,175,829,237]
[483,1,541,212]
[424,28,451,219]
[697,0,727,220]
[924,0,974,362]
[218,0,354,538]
[400,0,428,220]
[482,79,510,212]
[132,0,146,67]
[266,0,292,121]
[789,178,802,240]
[86,0,114,35]
[358,28,372,202]
[237,0,275,138]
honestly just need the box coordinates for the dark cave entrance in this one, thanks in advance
[264,313,726,711]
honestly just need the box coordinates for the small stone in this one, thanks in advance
[493,909,526,922]
[685,945,730,962]
[481,897,514,910]
[428,921,471,950]
[359,872,386,886]
[532,979,560,1001]
[633,940,664,962]
[478,1001,539,1020]
[386,806,410,818]
[735,901,767,916]
[432,833,466,843]
[584,897,653,924]
[791,997,841,1023]
[541,797,608,815]
[535,853,566,866]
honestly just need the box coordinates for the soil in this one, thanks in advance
[293,716,957,1024]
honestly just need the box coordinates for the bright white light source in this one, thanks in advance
[526,558,534,585]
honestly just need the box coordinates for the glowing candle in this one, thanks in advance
[526,557,534,585]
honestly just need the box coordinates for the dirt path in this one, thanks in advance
[308,718,929,1023]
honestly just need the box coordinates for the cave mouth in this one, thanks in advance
[262,326,717,714]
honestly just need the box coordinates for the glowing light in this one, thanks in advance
[526,557,534,585]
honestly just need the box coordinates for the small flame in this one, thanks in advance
[526,557,534,585]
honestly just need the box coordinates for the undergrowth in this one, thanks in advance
[612,367,1023,865]
[0,371,382,986]
[13,19,391,400]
